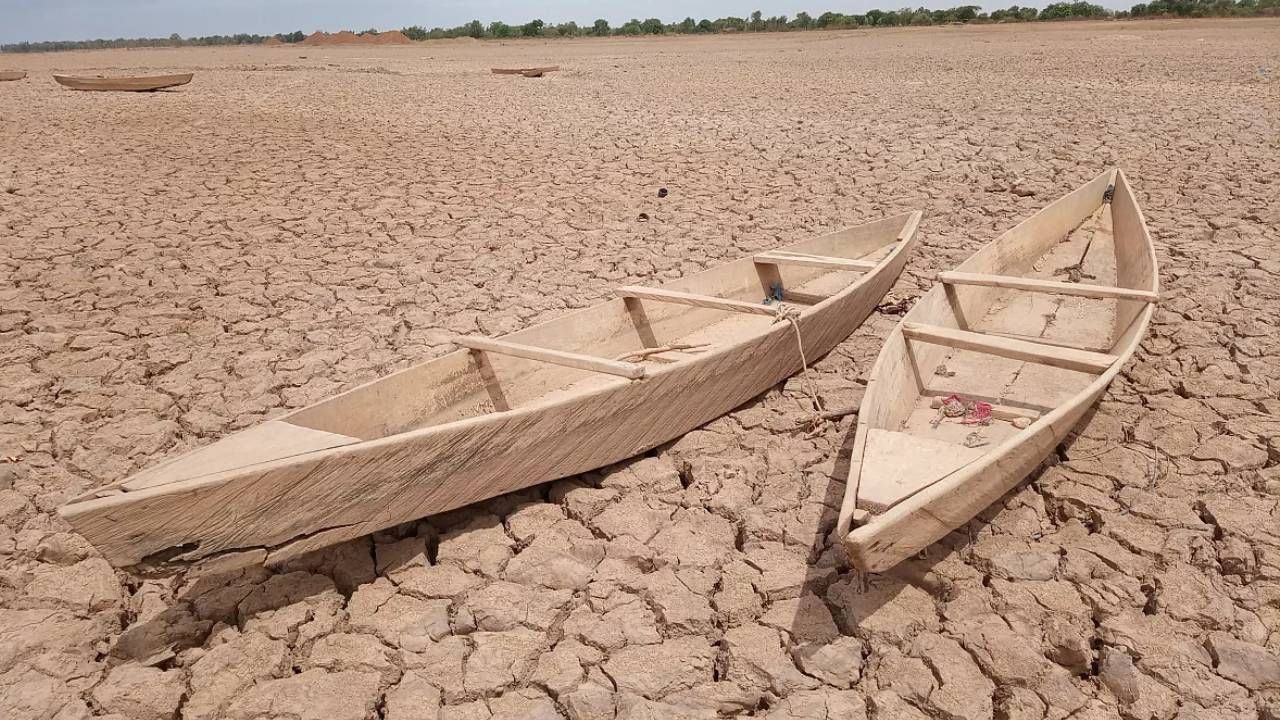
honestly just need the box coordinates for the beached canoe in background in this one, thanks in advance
[0,71,26,81]
[62,211,921,574]
[492,66,560,77]
[837,169,1157,572]
[53,73,193,92]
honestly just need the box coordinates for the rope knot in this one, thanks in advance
[773,303,825,434]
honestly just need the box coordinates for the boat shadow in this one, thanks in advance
[780,412,965,655]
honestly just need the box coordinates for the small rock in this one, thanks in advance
[184,631,290,720]
[469,580,572,632]
[603,636,716,699]
[307,633,402,686]
[465,629,545,694]
[383,671,443,720]
[723,623,819,694]
[395,562,482,598]
[375,536,428,576]
[563,682,616,720]
[437,515,514,577]
[1192,435,1268,470]
[349,582,451,647]
[23,558,122,612]
[489,687,563,720]
[1205,632,1280,690]
[760,595,840,644]
[644,568,714,634]
[791,636,865,689]
[90,664,186,720]
[223,669,382,720]
[1099,646,1141,704]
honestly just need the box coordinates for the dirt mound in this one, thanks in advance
[300,30,412,46]
[370,30,413,45]
[262,37,283,46]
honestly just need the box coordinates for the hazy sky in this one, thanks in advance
[2,0,1120,44]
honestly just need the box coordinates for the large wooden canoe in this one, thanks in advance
[837,170,1157,572]
[53,73,193,92]
[62,212,921,573]
[0,71,26,82]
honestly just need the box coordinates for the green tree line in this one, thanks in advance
[3,0,1277,53]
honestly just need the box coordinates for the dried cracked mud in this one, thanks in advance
[2,19,1279,720]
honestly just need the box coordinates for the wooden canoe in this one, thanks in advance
[837,170,1157,572]
[492,66,560,77]
[61,211,922,573]
[0,71,26,82]
[53,73,193,92]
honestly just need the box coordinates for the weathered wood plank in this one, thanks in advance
[754,251,877,272]
[453,335,645,380]
[938,271,1157,302]
[616,286,778,317]
[902,323,1116,374]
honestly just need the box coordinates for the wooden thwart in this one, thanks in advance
[938,271,1158,302]
[453,336,645,380]
[754,251,878,272]
[617,286,777,317]
[902,323,1117,374]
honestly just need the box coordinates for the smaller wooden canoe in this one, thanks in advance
[492,66,560,77]
[837,169,1158,572]
[0,71,26,82]
[53,73,193,92]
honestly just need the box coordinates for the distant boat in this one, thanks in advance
[838,170,1158,572]
[60,212,921,574]
[492,66,560,77]
[53,73,193,92]
[0,71,26,82]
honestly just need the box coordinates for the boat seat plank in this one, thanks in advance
[857,429,989,512]
[453,335,646,380]
[902,323,1117,374]
[617,286,777,317]
[120,421,361,493]
[940,271,1157,303]
[754,251,877,272]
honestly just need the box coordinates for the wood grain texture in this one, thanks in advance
[61,211,921,571]
[452,335,646,379]
[837,170,1156,572]
[754,251,878,271]
[616,285,780,316]
[53,73,194,91]
[901,323,1117,374]
[938,271,1158,302]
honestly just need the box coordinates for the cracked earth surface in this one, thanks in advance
[2,19,1279,720]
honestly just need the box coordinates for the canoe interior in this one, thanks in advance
[853,170,1156,514]
[107,214,913,495]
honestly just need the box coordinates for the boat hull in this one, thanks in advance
[844,306,1151,571]
[838,170,1157,572]
[62,214,919,572]
[0,71,26,82]
[53,73,193,92]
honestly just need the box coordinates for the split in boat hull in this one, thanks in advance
[837,170,1157,572]
[53,73,193,92]
[61,212,921,573]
